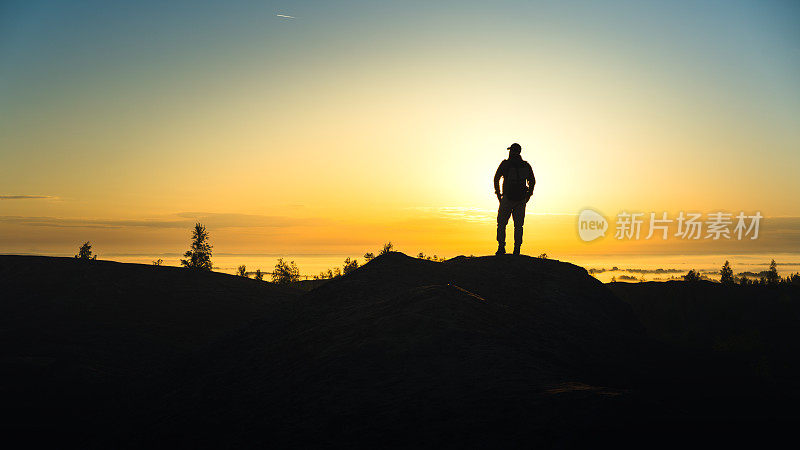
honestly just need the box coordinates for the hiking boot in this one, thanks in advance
[495,245,506,256]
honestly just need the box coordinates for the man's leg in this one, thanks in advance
[511,200,527,255]
[496,199,512,255]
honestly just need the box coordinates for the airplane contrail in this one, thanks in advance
[276,14,295,19]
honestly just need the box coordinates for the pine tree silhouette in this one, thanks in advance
[180,223,213,271]
[720,260,734,285]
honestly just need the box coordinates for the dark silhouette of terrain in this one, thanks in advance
[610,280,800,391]
[150,252,647,448]
[2,254,799,448]
[0,255,299,445]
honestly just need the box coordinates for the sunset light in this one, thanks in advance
[3,2,800,447]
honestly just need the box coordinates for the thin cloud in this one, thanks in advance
[588,267,685,274]
[176,212,310,228]
[0,212,312,229]
[276,14,295,19]
[0,216,193,229]
[410,206,578,224]
[0,195,56,200]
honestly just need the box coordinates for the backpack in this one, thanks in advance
[503,160,530,201]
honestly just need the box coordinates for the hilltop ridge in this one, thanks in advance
[2,253,796,448]
[150,252,650,447]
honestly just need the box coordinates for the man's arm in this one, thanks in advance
[527,163,536,198]
[493,161,504,201]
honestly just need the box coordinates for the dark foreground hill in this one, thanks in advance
[2,254,799,448]
[610,281,800,394]
[150,253,649,448]
[0,255,300,443]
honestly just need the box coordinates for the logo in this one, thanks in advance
[578,209,608,242]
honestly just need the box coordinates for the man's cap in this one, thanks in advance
[507,143,522,153]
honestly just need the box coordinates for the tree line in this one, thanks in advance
[72,225,452,285]
[76,223,798,287]
[682,259,799,285]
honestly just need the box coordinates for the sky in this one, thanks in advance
[1,0,799,267]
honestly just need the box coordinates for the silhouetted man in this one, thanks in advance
[494,143,535,255]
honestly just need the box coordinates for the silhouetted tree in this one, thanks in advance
[180,223,213,271]
[74,241,97,260]
[272,258,300,285]
[237,265,248,277]
[537,253,548,259]
[766,259,779,285]
[152,258,163,266]
[683,269,701,282]
[254,269,264,281]
[364,252,375,262]
[343,257,359,275]
[379,242,394,255]
[417,252,446,262]
[316,269,335,280]
[720,260,734,285]
[739,274,750,286]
